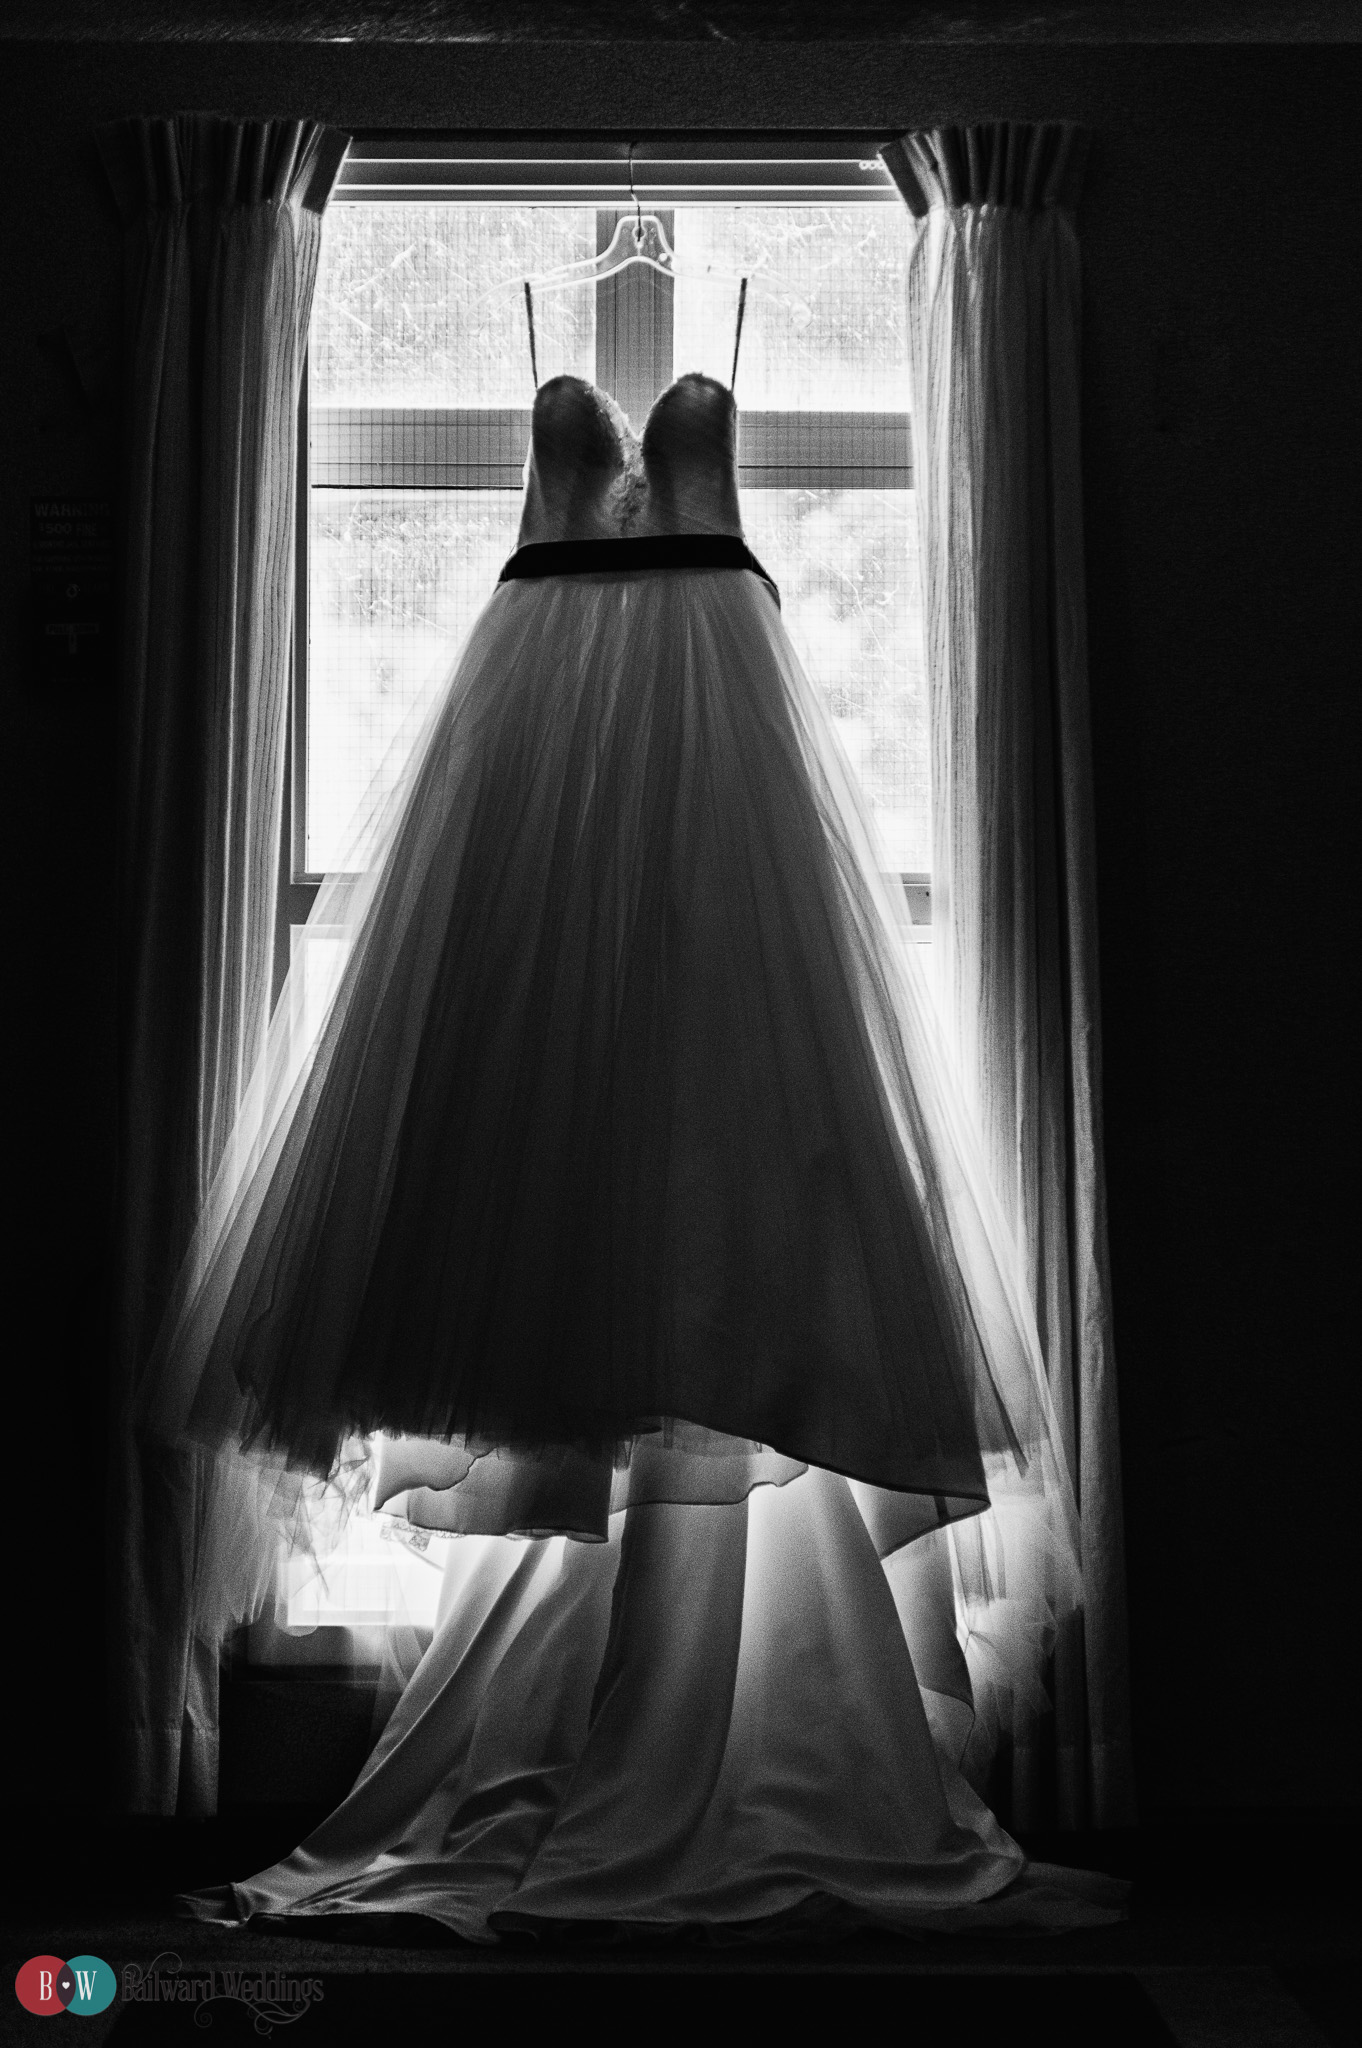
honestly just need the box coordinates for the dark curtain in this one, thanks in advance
[98,113,349,1814]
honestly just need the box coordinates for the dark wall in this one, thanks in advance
[2,39,1356,1821]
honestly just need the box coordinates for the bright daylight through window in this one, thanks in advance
[275,148,927,1650]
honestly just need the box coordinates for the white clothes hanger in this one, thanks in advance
[502,146,803,393]
[505,144,754,300]
[524,209,678,295]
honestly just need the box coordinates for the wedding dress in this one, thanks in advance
[154,360,1124,1937]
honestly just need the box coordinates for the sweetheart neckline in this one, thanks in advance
[536,370,735,443]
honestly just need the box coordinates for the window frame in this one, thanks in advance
[262,140,931,1657]
[285,138,927,919]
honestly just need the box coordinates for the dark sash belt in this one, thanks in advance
[499,534,780,606]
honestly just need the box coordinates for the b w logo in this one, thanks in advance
[14,1955,116,2016]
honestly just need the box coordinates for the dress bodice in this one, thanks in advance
[516,373,744,548]
[634,374,744,540]
[516,377,635,547]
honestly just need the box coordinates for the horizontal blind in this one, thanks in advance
[337,146,899,206]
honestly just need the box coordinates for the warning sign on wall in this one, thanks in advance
[31,498,113,685]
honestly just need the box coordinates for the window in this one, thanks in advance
[290,143,928,883]
[269,143,928,1655]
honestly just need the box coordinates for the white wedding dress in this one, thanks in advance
[160,369,1124,1939]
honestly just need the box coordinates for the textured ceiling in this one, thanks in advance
[2,0,1359,38]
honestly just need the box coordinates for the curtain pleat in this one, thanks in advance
[882,123,1135,1828]
[99,113,349,1815]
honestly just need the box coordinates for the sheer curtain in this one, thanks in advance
[881,124,1135,1829]
[99,114,350,1815]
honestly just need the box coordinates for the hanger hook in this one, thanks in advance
[628,141,643,248]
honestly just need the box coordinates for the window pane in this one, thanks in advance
[672,206,908,411]
[307,489,521,872]
[289,925,350,1046]
[283,1513,447,1631]
[742,488,929,872]
[311,205,596,407]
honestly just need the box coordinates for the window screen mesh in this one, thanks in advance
[672,206,909,410]
[304,198,927,881]
[310,204,596,406]
[290,188,929,1639]
[742,489,927,872]
[307,489,521,872]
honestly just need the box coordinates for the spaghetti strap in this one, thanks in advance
[523,279,539,391]
[730,276,748,391]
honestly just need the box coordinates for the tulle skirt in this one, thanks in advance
[145,557,1107,1935]
[144,562,1076,1570]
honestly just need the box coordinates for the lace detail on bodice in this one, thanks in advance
[516,378,635,547]
[516,372,743,549]
[632,374,744,540]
